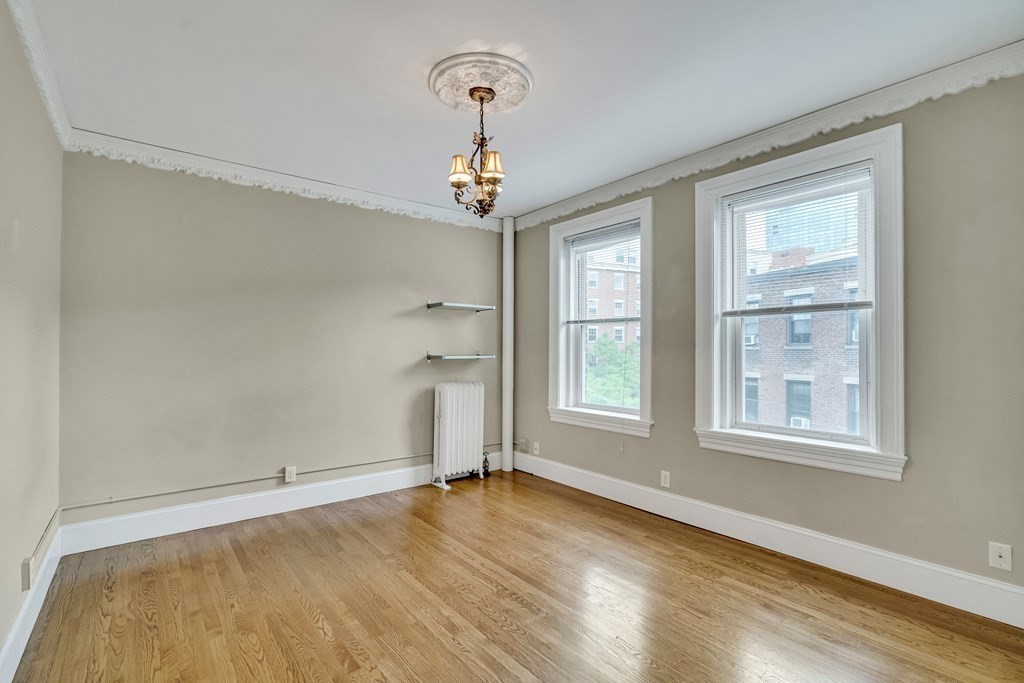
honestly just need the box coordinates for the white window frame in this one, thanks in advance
[613,273,625,290]
[549,196,653,438]
[613,326,625,343]
[587,326,598,342]
[587,298,599,317]
[613,299,625,316]
[694,125,905,480]
[587,271,599,288]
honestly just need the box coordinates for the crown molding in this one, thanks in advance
[8,0,501,232]
[514,40,1024,230]
[67,130,503,231]
[7,0,71,146]
[10,0,1022,233]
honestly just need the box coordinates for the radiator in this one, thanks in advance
[432,381,485,490]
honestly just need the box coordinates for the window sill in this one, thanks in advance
[549,406,652,438]
[694,428,906,480]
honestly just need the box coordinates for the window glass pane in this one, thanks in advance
[742,310,859,435]
[569,224,642,413]
[581,322,640,409]
[570,226,640,322]
[744,378,759,422]
[847,383,861,435]
[726,167,872,311]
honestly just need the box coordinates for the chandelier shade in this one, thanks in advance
[448,155,472,188]
[480,151,505,180]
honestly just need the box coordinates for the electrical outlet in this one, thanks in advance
[989,542,1012,571]
[660,471,670,488]
[532,441,540,455]
[284,465,297,483]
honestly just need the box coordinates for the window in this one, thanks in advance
[695,125,905,480]
[847,381,860,435]
[636,275,641,290]
[744,377,759,422]
[847,287,860,345]
[744,296,760,346]
[587,299,599,317]
[549,197,653,437]
[587,271,599,289]
[787,294,812,345]
[786,381,812,429]
[587,326,598,343]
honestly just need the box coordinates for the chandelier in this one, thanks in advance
[429,53,533,218]
[447,87,504,217]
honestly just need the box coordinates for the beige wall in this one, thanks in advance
[60,154,502,523]
[0,3,63,645]
[515,75,1024,586]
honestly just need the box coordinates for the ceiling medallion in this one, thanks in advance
[428,52,533,114]
[430,53,531,217]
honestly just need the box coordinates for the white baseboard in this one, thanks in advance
[0,527,62,683]
[62,464,433,555]
[514,451,1024,630]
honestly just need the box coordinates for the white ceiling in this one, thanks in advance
[33,0,1024,217]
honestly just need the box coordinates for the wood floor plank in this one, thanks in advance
[14,471,1024,682]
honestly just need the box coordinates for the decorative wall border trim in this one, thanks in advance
[513,452,1024,630]
[66,131,503,231]
[11,0,1023,232]
[514,40,1024,230]
[7,0,70,146]
[6,0,500,231]
[0,527,62,683]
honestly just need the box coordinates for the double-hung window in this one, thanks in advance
[695,126,905,480]
[549,197,653,437]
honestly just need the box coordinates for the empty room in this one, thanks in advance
[2,1,1024,680]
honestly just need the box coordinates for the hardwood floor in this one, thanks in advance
[15,472,1024,682]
